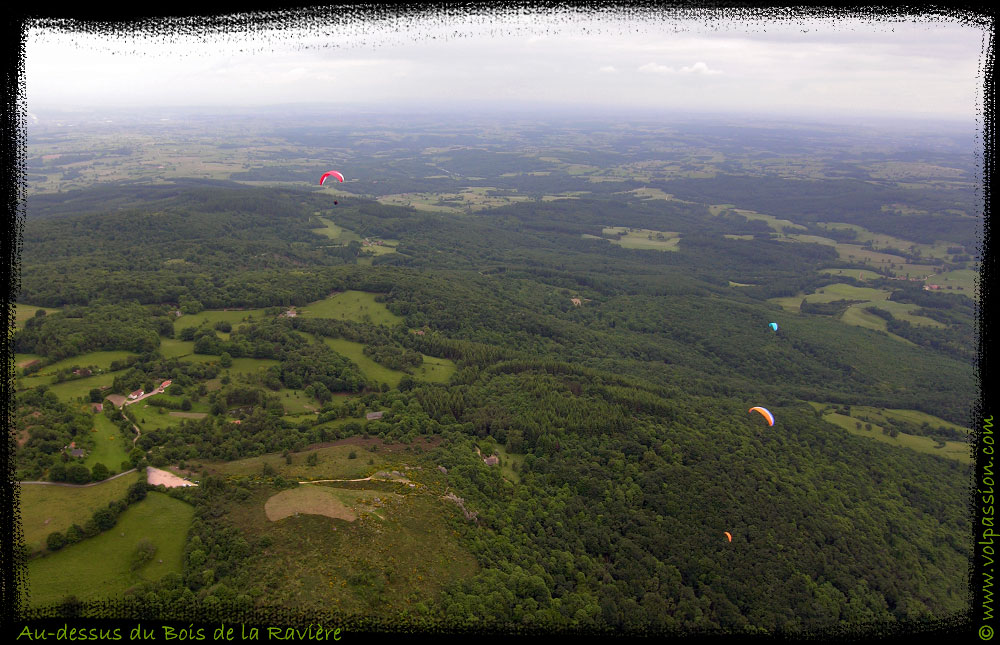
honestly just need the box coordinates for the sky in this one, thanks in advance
[24,8,987,123]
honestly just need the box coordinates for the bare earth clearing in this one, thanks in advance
[147,466,197,488]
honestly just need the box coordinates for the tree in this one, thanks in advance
[91,462,109,481]
[126,482,148,504]
[47,532,66,551]
[93,508,117,531]
[219,352,233,368]
[130,539,157,571]
[128,447,146,467]
[67,463,91,484]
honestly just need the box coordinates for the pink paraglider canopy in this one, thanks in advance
[319,171,345,185]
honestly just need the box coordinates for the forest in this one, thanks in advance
[13,130,978,634]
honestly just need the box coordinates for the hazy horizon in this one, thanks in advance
[25,10,986,123]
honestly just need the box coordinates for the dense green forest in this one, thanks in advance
[15,161,976,633]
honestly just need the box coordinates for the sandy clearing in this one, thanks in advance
[146,466,198,488]
[105,394,127,408]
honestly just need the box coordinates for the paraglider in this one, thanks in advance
[319,171,344,185]
[724,531,732,542]
[768,322,778,332]
[749,407,775,426]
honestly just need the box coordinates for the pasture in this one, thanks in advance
[172,307,271,336]
[816,221,958,261]
[27,492,194,606]
[322,337,456,387]
[729,208,807,233]
[324,337,401,388]
[18,471,143,554]
[158,337,195,358]
[926,269,977,294]
[602,227,682,252]
[298,290,403,326]
[412,354,457,384]
[36,351,136,377]
[15,303,60,329]
[204,436,440,482]
[222,357,282,379]
[205,442,372,481]
[311,216,361,243]
[767,283,944,330]
[83,413,131,472]
[820,410,971,464]
[43,373,117,403]
[131,406,189,433]
[273,387,322,415]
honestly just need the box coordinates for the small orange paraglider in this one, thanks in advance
[724,531,732,542]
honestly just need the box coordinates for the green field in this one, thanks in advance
[823,412,970,464]
[36,351,137,377]
[159,337,196,358]
[311,216,361,243]
[926,269,977,294]
[206,442,375,481]
[809,402,971,464]
[816,221,958,261]
[362,240,400,256]
[323,337,402,388]
[172,308,271,336]
[222,357,282,379]
[41,372,118,403]
[273,387,323,415]
[786,234,837,245]
[488,444,524,484]
[768,283,944,330]
[733,208,807,232]
[601,227,682,251]
[298,291,403,326]
[135,392,212,415]
[82,413,132,472]
[19,471,143,554]
[27,491,194,605]
[131,404,192,433]
[412,355,457,384]
[14,303,60,329]
[15,353,44,368]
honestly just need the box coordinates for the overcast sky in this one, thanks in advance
[25,9,986,122]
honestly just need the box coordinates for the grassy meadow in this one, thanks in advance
[298,291,403,326]
[27,491,194,606]
[18,471,143,554]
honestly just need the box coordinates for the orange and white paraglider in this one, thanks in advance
[724,531,732,542]
[749,407,775,427]
[319,170,344,185]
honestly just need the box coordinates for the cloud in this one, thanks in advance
[638,62,675,74]
[599,65,618,73]
[680,61,721,75]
